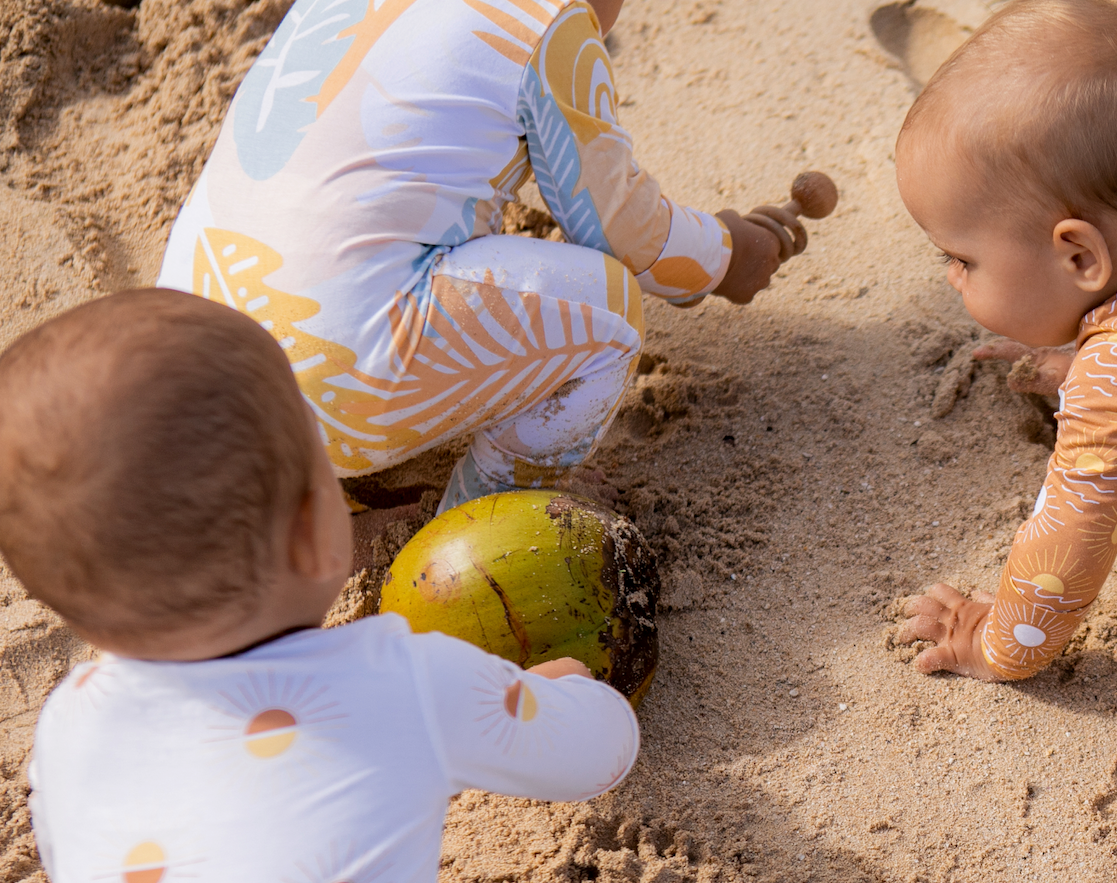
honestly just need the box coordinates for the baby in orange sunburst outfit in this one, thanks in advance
[895,0,1117,680]
[156,0,790,513]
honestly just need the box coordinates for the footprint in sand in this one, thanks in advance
[870,1,971,86]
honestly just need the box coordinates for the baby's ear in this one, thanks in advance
[287,489,321,578]
[287,475,351,582]
[1053,218,1113,292]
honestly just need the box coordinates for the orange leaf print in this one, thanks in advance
[308,0,419,120]
[333,271,636,453]
[192,231,636,476]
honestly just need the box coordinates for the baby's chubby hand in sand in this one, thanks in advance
[973,338,1074,397]
[710,209,783,305]
[898,583,1001,681]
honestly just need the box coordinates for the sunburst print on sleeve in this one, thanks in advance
[982,330,1117,679]
[1060,338,1117,424]
[573,745,636,801]
[1001,545,1100,609]
[1024,428,1117,566]
[982,602,1085,677]
[470,661,569,757]
[61,658,117,723]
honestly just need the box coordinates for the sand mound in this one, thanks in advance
[3,1,1117,881]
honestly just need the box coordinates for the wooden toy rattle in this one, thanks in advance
[743,171,838,263]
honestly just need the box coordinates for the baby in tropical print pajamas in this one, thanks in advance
[157,0,786,511]
[0,291,639,882]
[896,0,1117,681]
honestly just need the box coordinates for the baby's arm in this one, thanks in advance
[900,335,1117,679]
[517,3,779,307]
[973,338,1074,396]
[410,631,639,801]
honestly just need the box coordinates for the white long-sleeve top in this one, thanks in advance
[29,613,639,883]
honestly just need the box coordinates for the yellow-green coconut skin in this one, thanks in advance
[379,491,659,705]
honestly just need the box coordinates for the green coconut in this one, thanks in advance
[379,490,660,705]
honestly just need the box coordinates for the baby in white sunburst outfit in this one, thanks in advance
[896,0,1117,681]
[156,0,784,511]
[0,291,638,883]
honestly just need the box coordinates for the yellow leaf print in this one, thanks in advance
[647,256,713,295]
[191,228,417,472]
[193,230,636,476]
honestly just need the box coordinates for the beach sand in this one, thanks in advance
[3,1,1117,880]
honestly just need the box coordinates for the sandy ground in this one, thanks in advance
[3,0,1117,880]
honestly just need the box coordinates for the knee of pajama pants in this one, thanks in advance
[438,255,642,513]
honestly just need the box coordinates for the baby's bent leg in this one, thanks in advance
[434,236,643,511]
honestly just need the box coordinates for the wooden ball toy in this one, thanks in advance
[787,171,840,219]
[744,170,839,263]
[379,490,660,706]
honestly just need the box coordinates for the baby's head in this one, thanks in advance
[896,0,1117,346]
[0,290,352,660]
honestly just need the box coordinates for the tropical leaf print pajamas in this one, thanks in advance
[158,0,731,509]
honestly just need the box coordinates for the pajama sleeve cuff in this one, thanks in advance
[633,199,732,305]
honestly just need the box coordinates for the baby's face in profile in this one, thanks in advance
[897,140,1093,348]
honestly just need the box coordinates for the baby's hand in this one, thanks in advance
[973,338,1073,396]
[526,657,592,679]
[506,658,591,715]
[897,583,1001,681]
[711,209,782,305]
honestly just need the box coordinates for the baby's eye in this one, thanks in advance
[939,251,967,270]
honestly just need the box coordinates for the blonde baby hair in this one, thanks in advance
[900,0,1117,228]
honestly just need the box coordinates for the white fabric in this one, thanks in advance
[29,613,639,883]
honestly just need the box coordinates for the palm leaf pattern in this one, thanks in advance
[519,63,610,253]
[193,229,635,476]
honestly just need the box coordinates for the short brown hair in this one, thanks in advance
[900,0,1117,225]
[0,290,316,644]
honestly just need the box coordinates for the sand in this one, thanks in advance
[2,0,1117,880]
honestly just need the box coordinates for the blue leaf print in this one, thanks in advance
[517,65,611,254]
[233,0,370,181]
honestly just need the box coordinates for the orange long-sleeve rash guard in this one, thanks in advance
[982,296,1117,679]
